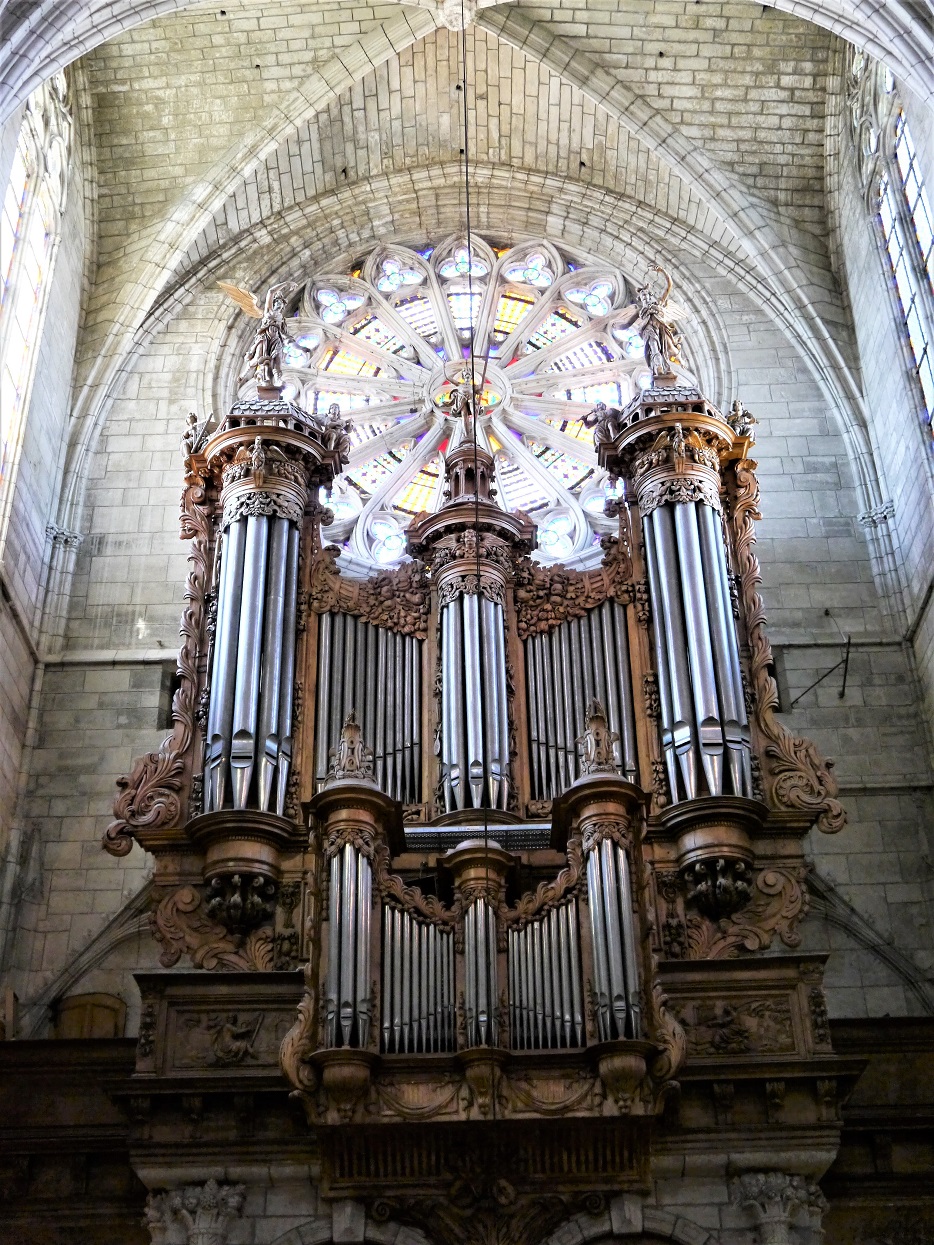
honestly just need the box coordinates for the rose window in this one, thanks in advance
[270,235,695,570]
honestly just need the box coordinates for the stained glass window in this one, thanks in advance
[256,236,694,567]
[879,109,934,424]
[0,74,71,510]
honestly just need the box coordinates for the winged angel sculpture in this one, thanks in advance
[218,279,298,391]
[629,263,689,381]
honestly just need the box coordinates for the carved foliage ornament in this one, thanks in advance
[637,472,722,517]
[151,885,274,971]
[309,544,429,638]
[685,865,808,960]
[103,449,210,855]
[730,459,846,832]
[146,1178,245,1245]
[514,534,633,639]
[220,488,304,530]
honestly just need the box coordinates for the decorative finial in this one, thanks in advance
[576,699,620,775]
[327,710,375,784]
[218,279,299,392]
[633,263,686,382]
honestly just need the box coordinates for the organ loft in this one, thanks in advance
[86,260,857,1245]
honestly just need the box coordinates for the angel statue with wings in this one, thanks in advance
[218,279,299,391]
[631,264,688,381]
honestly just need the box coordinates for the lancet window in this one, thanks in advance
[238,236,697,571]
[0,73,71,503]
[848,50,934,432]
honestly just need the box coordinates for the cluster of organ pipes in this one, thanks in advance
[381,908,456,1053]
[462,898,500,1047]
[439,593,510,812]
[314,612,421,804]
[586,836,642,1041]
[204,513,300,815]
[525,600,638,801]
[642,500,752,802]
[508,899,584,1049]
[325,842,373,1048]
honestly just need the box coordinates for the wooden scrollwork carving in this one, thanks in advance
[514,535,633,639]
[685,864,808,959]
[729,459,846,833]
[309,545,429,638]
[103,453,210,855]
[500,837,586,930]
[151,885,274,971]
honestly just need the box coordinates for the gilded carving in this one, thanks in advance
[730,458,846,832]
[685,865,808,959]
[151,885,274,971]
[309,544,429,638]
[103,449,210,855]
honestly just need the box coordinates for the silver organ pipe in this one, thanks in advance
[525,602,638,802]
[584,839,641,1041]
[507,897,584,1049]
[643,501,751,802]
[439,595,510,813]
[314,612,422,804]
[203,510,300,816]
[324,843,373,1049]
[462,898,498,1047]
[381,906,454,1053]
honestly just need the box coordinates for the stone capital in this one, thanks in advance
[730,1171,827,1245]
[144,1179,245,1245]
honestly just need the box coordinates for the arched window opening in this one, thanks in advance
[848,50,934,434]
[0,72,71,513]
[234,235,697,572]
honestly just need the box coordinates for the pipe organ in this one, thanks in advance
[106,269,848,1187]
[314,611,422,804]
[525,600,638,800]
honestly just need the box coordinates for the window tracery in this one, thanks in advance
[249,235,696,570]
[0,73,71,503]
[848,50,934,432]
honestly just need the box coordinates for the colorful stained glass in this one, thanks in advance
[494,453,549,512]
[350,314,407,355]
[376,256,424,292]
[394,293,442,341]
[319,346,380,377]
[347,447,411,495]
[522,306,584,352]
[315,287,366,324]
[566,280,614,317]
[528,442,594,491]
[439,245,489,279]
[491,291,536,341]
[504,252,554,287]
[391,454,443,515]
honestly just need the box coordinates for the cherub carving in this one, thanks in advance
[218,279,299,390]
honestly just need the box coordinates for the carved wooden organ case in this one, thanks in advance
[105,357,851,1201]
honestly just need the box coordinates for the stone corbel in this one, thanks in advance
[730,1171,827,1245]
[144,1179,245,1245]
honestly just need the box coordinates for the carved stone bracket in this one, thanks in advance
[730,1171,827,1245]
[151,885,274,971]
[145,1178,245,1245]
[730,459,846,833]
[103,452,210,855]
[309,544,429,638]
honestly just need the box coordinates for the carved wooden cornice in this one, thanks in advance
[309,544,429,638]
[729,459,846,833]
[513,535,634,639]
[102,452,210,856]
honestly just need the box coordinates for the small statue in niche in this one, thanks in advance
[327,709,375,782]
[218,278,299,391]
[576,699,621,775]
